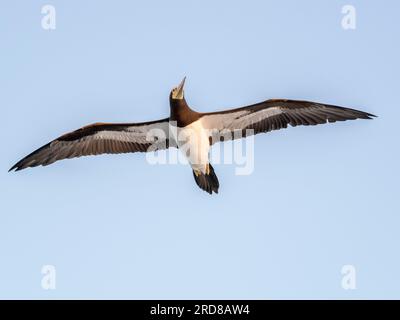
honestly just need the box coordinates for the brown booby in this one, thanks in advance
[9,77,375,194]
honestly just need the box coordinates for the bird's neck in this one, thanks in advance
[170,98,199,127]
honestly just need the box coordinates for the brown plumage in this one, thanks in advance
[201,99,375,144]
[9,119,170,171]
[9,77,376,194]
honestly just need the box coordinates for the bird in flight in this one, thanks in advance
[9,77,375,194]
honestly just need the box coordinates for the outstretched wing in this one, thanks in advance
[9,118,171,171]
[199,99,375,143]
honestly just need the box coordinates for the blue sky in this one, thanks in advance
[1,0,399,299]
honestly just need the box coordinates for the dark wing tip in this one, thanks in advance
[318,103,377,122]
[9,159,27,172]
[349,108,376,119]
[351,109,377,120]
[8,142,53,173]
[8,160,23,172]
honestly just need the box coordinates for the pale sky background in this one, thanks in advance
[1,0,399,299]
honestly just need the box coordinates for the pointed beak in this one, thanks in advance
[176,76,186,98]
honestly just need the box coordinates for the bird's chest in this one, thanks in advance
[169,119,210,169]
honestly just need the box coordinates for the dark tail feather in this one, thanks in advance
[192,164,219,194]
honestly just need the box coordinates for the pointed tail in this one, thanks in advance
[192,164,219,194]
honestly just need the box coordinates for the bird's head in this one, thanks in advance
[170,77,186,101]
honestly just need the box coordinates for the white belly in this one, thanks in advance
[170,119,210,173]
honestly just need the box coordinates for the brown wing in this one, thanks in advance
[9,118,171,171]
[199,99,376,143]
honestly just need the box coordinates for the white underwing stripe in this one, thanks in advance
[201,107,283,132]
